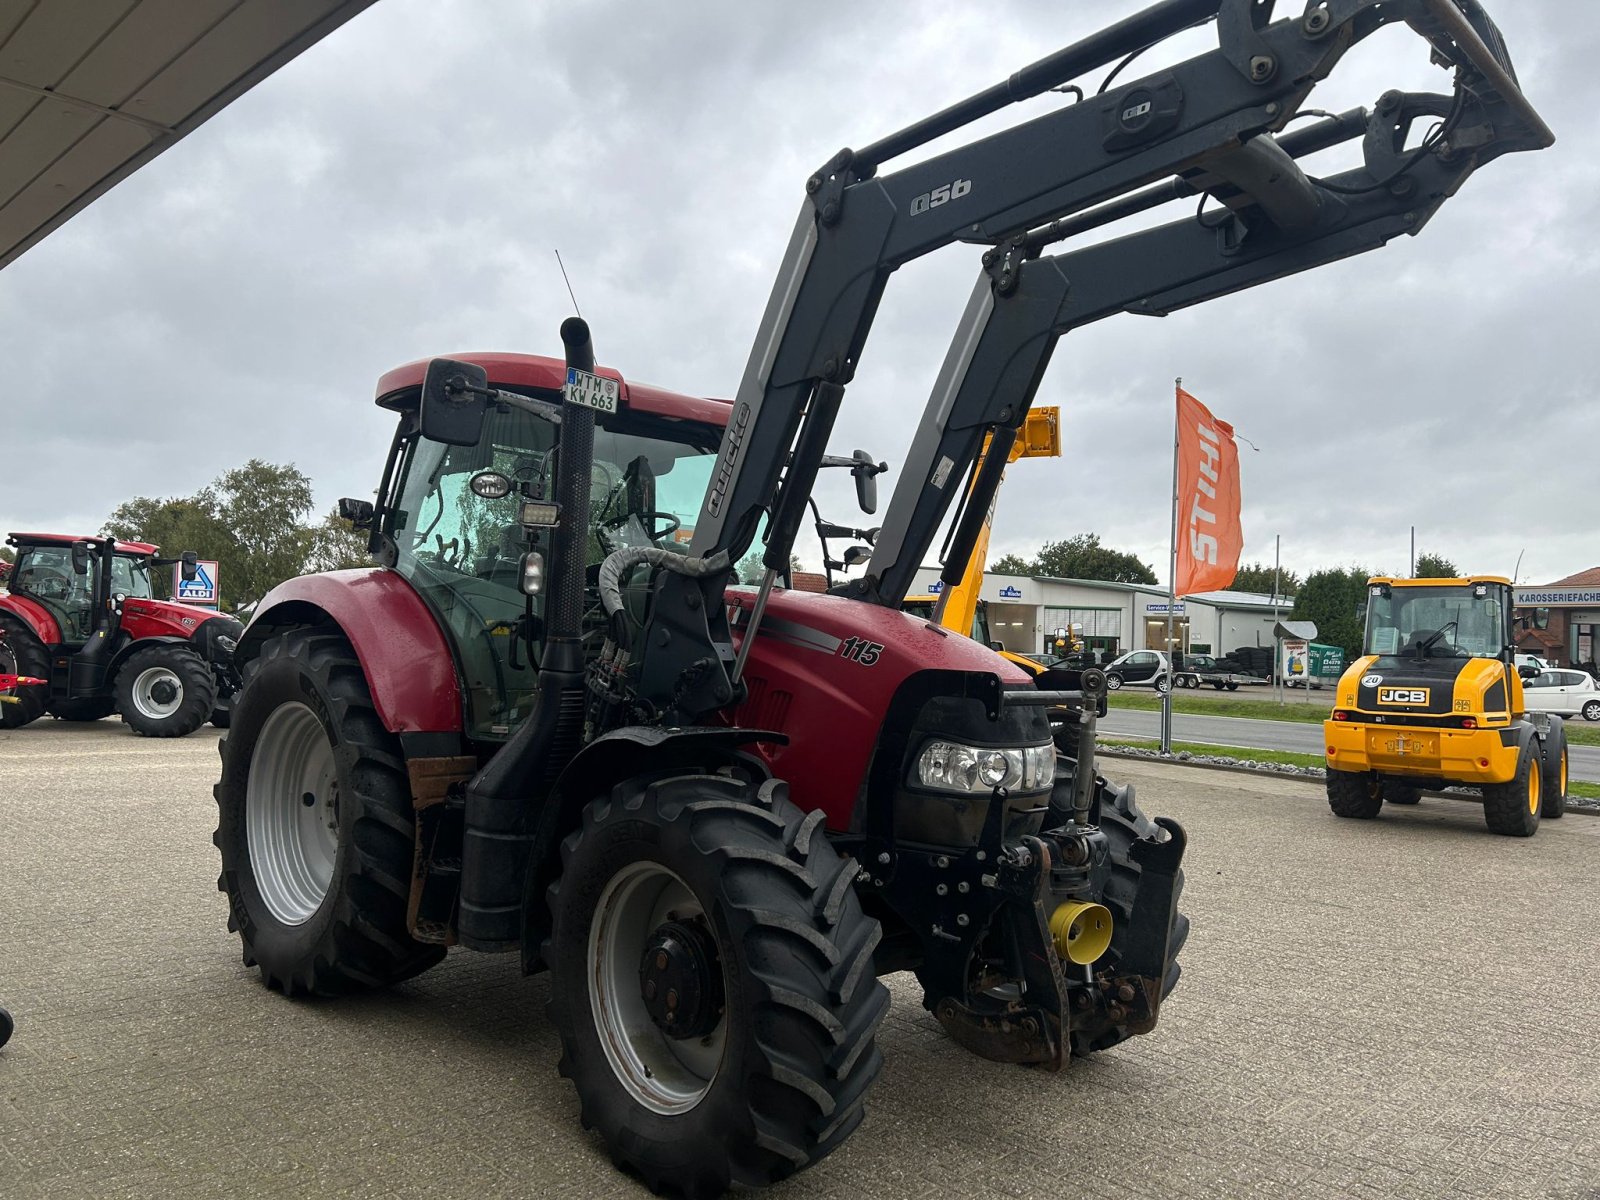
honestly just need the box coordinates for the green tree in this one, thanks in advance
[305,507,371,574]
[988,553,1033,575]
[1291,566,1371,661]
[1412,551,1458,579]
[1229,561,1300,599]
[104,496,236,601]
[1032,534,1157,585]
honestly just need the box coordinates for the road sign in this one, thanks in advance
[174,560,220,607]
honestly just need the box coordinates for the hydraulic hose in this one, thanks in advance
[598,546,730,621]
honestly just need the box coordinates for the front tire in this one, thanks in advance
[1327,768,1383,819]
[0,620,49,730]
[545,772,888,1197]
[116,644,215,737]
[213,630,443,995]
[1105,673,1124,691]
[1482,742,1541,838]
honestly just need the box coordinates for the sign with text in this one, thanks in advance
[1174,387,1241,597]
[174,560,220,607]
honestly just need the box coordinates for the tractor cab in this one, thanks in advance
[0,532,242,736]
[358,355,731,740]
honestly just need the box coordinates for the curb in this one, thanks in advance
[1095,748,1600,816]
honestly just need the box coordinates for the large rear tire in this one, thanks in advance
[1482,743,1541,838]
[1073,776,1188,1056]
[1327,768,1383,819]
[116,643,215,737]
[0,619,49,730]
[214,630,443,995]
[545,772,888,1197]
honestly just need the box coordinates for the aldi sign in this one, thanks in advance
[175,560,220,607]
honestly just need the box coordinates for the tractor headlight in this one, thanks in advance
[914,740,1055,795]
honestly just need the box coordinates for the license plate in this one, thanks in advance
[564,367,619,414]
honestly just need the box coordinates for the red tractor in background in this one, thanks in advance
[0,533,242,736]
[209,1,1548,1194]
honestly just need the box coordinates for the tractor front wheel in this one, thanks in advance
[545,772,888,1196]
[0,619,49,730]
[116,644,215,737]
[1327,768,1383,819]
[213,630,443,995]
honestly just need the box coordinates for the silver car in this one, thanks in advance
[1522,668,1600,722]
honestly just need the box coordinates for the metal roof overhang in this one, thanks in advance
[0,0,376,271]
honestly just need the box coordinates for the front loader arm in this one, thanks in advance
[635,0,1549,723]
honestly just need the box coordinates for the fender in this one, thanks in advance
[518,726,785,974]
[0,594,62,646]
[240,568,463,734]
[106,635,187,678]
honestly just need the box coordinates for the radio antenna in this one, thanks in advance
[554,249,583,319]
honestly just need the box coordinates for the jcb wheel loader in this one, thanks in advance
[1325,576,1568,836]
[211,1,1548,1193]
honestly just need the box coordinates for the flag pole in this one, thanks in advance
[1163,378,1180,755]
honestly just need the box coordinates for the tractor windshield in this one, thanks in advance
[1364,585,1507,660]
[389,399,721,739]
[113,555,154,599]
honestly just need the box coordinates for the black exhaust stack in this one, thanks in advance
[457,318,599,952]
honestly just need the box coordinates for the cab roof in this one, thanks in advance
[374,352,732,429]
[1368,576,1513,588]
[8,532,159,556]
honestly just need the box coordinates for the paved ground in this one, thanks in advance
[3,719,1599,1199]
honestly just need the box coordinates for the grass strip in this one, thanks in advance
[1106,690,1600,747]
[1098,736,1600,801]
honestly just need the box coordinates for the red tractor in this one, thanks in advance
[211,2,1546,1194]
[0,533,242,736]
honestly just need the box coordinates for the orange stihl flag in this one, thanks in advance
[1174,387,1242,597]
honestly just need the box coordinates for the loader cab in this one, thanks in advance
[371,355,728,741]
[1362,578,1514,663]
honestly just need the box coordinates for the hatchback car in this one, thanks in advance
[1522,668,1600,722]
[1104,649,1173,692]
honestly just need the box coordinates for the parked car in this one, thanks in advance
[1522,668,1600,722]
[1105,649,1173,692]
[1515,652,1554,673]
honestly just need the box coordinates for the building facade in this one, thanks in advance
[1513,569,1600,671]
[907,569,1289,661]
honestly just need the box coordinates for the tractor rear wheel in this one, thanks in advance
[49,698,116,722]
[214,630,443,995]
[1482,742,1541,837]
[1073,776,1188,1056]
[1539,728,1567,819]
[1326,768,1383,819]
[0,619,49,730]
[545,772,888,1196]
[116,644,215,737]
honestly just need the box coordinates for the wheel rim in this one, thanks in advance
[1585,702,1600,722]
[588,861,726,1115]
[1528,761,1541,816]
[130,665,184,720]
[246,702,340,926]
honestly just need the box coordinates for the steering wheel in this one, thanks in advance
[22,567,73,599]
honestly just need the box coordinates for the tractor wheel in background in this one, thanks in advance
[1105,673,1124,691]
[545,772,889,1196]
[115,644,215,737]
[1381,782,1421,806]
[213,630,444,995]
[0,619,49,730]
[1327,768,1383,819]
[1072,775,1188,1057]
[1540,727,1567,819]
[1582,700,1600,722]
[48,698,117,722]
[1482,743,1541,838]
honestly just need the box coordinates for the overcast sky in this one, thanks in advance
[1,1,1592,589]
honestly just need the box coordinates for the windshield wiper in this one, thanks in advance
[1415,621,1457,655]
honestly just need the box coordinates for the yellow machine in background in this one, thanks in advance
[1323,575,1569,837]
[900,406,1060,674]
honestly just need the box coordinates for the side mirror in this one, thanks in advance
[338,497,376,529]
[1517,664,1539,679]
[180,551,199,582]
[70,540,91,575]
[842,545,872,568]
[850,449,886,515]
[420,358,491,447]
[988,640,1004,651]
